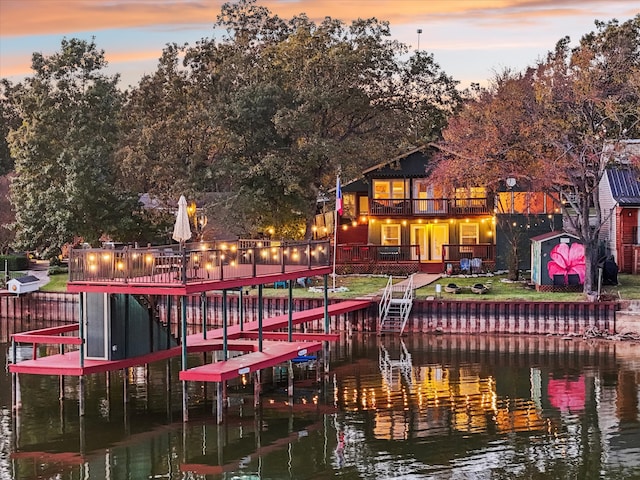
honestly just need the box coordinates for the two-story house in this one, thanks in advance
[599,139,640,274]
[322,146,562,275]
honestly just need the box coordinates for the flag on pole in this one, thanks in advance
[336,177,343,216]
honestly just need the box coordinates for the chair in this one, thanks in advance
[460,257,470,273]
[470,258,482,273]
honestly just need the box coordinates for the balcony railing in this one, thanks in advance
[336,244,421,263]
[369,197,492,216]
[68,240,331,285]
[442,244,495,262]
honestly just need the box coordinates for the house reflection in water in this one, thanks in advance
[333,335,631,443]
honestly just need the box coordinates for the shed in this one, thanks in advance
[7,275,40,295]
[531,231,584,291]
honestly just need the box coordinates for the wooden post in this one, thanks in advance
[288,280,293,342]
[258,285,263,352]
[288,360,294,400]
[201,292,207,340]
[223,290,228,360]
[216,382,223,424]
[78,375,85,417]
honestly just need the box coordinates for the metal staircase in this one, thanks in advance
[378,274,414,335]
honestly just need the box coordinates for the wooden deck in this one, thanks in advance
[67,240,333,295]
[9,300,371,378]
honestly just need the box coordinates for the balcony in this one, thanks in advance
[369,198,492,216]
[67,240,332,290]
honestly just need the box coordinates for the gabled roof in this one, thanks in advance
[606,167,640,206]
[361,145,435,177]
[530,231,579,243]
[8,275,40,284]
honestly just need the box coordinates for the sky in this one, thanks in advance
[1,0,638,90]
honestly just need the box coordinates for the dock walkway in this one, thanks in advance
[9,300,371,378]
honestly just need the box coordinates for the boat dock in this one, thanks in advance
[9,240,373,423]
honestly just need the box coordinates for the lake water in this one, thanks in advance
[1,333,640,479]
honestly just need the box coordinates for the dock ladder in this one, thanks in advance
[378,274,414,335]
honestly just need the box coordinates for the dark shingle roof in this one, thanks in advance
[11,275,40,284]
[607,167,640,206]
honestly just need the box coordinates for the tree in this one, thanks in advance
[7,38,141,259]
[431,69,546,280]
[433,16,640,293]
[117,0,462,239]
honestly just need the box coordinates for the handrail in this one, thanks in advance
[11,323,82,363]
[378,276,394,330]
[399,274,414,335]
[12,324,81,344]
[68,239,331,285]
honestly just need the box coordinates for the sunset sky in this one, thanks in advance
[1,0,638,89]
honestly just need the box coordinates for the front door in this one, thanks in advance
[431,224,449,261]
[410,225,428,260]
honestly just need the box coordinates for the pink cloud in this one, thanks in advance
[2,0,635,38]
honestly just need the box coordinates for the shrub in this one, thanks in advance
[0,254,29,271]
[48,265,69,276]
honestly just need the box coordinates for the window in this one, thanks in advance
[460,223,479,245]
[343,192,356,218]
[359,196,369,215]
[455,187,485,199]
[381,224,401,246]
[373,180,407,199]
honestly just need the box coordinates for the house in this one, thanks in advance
[322,146,562,274]
[598,139,640,274]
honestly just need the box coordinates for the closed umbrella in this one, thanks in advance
[172,195,192,244]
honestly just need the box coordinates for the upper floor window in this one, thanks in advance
[414,179,445,198]
[373,180,407,199]
[455,187,486,199]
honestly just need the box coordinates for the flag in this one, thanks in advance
[336,177,343,216]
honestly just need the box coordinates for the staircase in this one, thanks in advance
[130,294,180,349]
[378,274,414,335]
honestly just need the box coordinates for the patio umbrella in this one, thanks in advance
[172,195,192,244]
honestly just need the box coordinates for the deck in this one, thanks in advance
[9,300,371,378]
[66,239,332,295]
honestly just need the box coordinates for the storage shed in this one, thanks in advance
[7,275,40,295]
[531,231,585,291]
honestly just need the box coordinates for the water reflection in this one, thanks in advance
[1,333,639,479]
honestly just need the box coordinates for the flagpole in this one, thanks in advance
[332,174,341,291]
[333,177,340,292]
[332,201,338,291]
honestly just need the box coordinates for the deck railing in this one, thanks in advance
[369,197,492,216]
[336,244,421,263]
[442,244,495,262]
[11,324,81,362]
[69,240,331,285]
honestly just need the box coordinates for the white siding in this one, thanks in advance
[598,172,618,259]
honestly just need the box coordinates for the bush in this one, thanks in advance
[48,265,68,275]
[0,254,29,271]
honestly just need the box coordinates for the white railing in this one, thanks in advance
[378,276,394,330]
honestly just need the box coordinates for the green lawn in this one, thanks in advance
[600,273,640,301]
[34,271,640,301]
[39,273,69,292]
